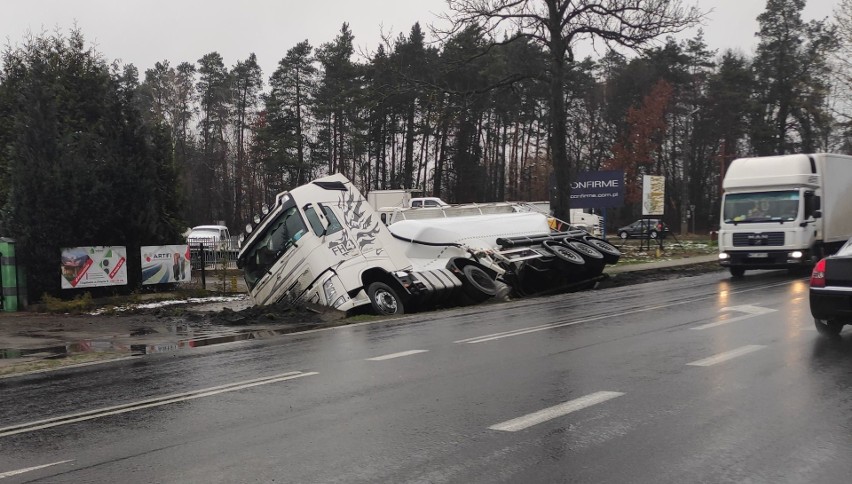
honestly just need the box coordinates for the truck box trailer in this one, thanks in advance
[237,174,620,315]
[718,153,852,277]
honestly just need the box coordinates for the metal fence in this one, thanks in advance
[188,239,239,270]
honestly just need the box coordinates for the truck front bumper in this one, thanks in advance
[718,249,810,270]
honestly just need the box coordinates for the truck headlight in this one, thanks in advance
[323,278,338,302]
[718,252,730,260]
[790,251,803,259]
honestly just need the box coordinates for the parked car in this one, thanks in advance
[410,197,449,208]
[809,237,852,336]
[616,219,670,240]
[187,225,232,251]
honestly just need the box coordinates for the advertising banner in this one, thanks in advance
[141,245,191,285]
[61,246,128,289]
[569,171,624,209]
[642,175,666,216]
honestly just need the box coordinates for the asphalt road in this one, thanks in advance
[2,268,851,483]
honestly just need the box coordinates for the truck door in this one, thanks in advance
[242,202,323,306]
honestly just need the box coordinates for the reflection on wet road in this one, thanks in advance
[2,269,852,483]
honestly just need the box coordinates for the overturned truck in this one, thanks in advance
[236,174,620,315]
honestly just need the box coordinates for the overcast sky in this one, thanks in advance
[0,0,838,80]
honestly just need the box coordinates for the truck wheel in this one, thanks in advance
[367,282,405,316]
[814,318,844,336]
[564,240,605,275]
[460,264,498,303]
[730,267,745,278]
[543,241,585,266]
[581,236,621,265]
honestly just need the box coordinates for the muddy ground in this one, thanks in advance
[19,262,726,326]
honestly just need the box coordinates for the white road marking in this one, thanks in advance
[455,312,640,344]
[687,345,766,367]
[0,460,73,479]
[0,371,317,438]
[366,350,428,361]
[489,391,624,432]
[691,305,777,330]
[456,281,792,344]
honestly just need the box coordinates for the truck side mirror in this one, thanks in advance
[814,196,821,211]
[813,210,822,219]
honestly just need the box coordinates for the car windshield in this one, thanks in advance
[240,202,308,290]
[723,190,799,223]
[189,229,219,238]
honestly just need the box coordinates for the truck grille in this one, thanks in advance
[732,232,785,247]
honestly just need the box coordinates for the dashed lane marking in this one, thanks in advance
[691,305,777,330]
[489,391,624,432]
[0,460,73,479]
[366,350,429,361]
[687,345,766,367]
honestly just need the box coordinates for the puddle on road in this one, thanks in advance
[0,324,321,360]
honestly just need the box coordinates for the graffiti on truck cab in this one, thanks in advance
[327,191,381,256]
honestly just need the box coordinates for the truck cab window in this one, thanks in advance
[319,205,343,234]
[241,205,308,290]
[304,206,325,236]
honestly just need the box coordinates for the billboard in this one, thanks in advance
[61,246,127,289]
[569,171,624,209]
[642,175,666,216]
[141,245,191,285]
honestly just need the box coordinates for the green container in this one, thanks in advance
[0,238,21,312]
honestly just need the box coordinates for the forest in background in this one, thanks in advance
[1,0,851,297]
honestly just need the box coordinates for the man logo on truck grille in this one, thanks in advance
[748,234,768,246]
[328,191,381,255]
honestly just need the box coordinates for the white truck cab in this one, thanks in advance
[718,153,852,277]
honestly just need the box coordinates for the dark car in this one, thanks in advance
[809,238,852,336]
[616,218,669,240]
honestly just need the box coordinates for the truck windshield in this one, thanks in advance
[723,190,799,223]
[241,202,308,290]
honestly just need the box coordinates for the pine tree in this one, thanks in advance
[0,29,183,298]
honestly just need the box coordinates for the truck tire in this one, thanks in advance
[460,264,498,303]
[730,267,745,278]
[580,236,621,265]
[542,241,585,267]
[564,240,605,274]
[367,282,405,316]
[814,318,844,336]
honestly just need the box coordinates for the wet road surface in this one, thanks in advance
[1,269,851,483]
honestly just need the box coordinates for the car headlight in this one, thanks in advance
[718,252,730,260]
[790,251,803,259]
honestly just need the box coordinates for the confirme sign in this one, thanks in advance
[569,171,624,209]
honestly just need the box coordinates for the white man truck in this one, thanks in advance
[718,153,852,277]
[236,174,620,315]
